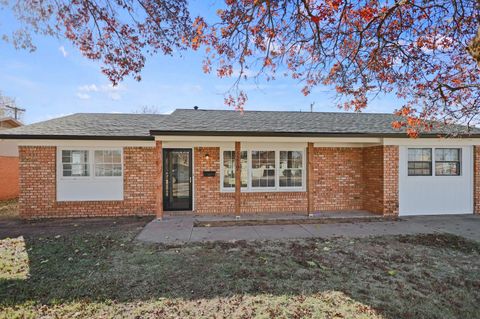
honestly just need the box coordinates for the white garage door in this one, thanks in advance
[399,145,473,216]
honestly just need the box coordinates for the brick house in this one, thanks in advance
[0,109,479,219]
[0,117,23,200]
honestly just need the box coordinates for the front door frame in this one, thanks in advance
[163,148,193,211]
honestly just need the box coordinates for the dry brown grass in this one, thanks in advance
[0,217,479,318]
[0,198,18,219]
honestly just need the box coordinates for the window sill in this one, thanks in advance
[220,188,306,193]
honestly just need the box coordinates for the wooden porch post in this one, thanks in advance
[307,142,314,215]
[235,141,241,215]
[155,140,163,219]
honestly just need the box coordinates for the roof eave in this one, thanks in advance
[0,134,154,141]
[149,130,480,138]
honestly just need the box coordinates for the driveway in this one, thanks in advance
[136,214,480,244]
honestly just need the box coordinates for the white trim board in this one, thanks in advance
[15,139,155,147]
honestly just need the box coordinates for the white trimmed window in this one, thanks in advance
[220,148,305,192]
[60,148,123,178]
[407,147,461,177]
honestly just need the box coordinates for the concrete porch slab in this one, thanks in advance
[193,210,393,227]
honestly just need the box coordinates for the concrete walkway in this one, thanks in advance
[136,214,480,244]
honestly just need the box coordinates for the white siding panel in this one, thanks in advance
[0,140,18,156]
[57,179,123,201]
[399,145,473,216]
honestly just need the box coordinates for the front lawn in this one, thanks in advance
[0,218,479,319]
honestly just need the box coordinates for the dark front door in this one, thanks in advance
[163,149,192,211]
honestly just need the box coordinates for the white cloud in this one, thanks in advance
[76,83,126,100]
[59,46,68,57]
[100,83,126,100]
[76,92,90,100]
[78,84,99,92]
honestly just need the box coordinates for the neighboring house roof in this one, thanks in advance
[0,117,22,130]
[0,109,478,140]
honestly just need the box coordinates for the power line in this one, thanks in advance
[4,105,26,120]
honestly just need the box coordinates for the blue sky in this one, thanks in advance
[0,1,399,124]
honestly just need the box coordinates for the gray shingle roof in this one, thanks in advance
[152,109,480,137]
[0,109,478,139]
[0,113,169,140]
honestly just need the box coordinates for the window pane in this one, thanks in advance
[435,162,460,176]
[407,148,432,176]
[71,164,89,176]
[94,151,103,162]
[94,150,122,176]
[62,150,89,176]
[112,150,122,163]
[279,151,303,187]
[435,148,460,162]
[113,164,122,176]
[251,151,275,188]
[407,161,432,176]
[223,150,248,188]
[408,148,431,161]
[223,151,235,188]
[240,151,248,187]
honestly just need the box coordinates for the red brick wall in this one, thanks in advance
[240,192,307,213]
[363,146,384,214]
[473,146,480,214]
[18,144,401,218]
[19,146,156,219]
[0,156,19,200]
[383,145,399,216]
[312,147,364,211]
[19,146,56,217]
[194,147,235,214]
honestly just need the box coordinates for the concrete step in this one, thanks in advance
[194,213,397,227]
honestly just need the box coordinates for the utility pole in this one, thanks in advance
[4,105,25,120]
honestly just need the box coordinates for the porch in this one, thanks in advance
[157,140,399,218]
